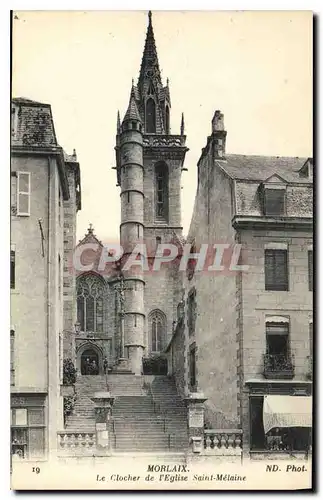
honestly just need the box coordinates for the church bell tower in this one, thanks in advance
[115,11,188,374]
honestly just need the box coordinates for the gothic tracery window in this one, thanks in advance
[155,162,169,221]
[77,274,105,333]
[149,310,166,353]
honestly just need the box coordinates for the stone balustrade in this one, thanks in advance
[143,135,186,148]
[204,429,243,455]
[57,431,96,456]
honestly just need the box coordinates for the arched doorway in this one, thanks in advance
[81,349,99,375]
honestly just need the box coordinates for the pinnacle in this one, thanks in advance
[123,88,142,124]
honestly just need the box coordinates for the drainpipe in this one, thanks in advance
[46,156,51,459]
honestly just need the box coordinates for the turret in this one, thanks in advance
[118,85,145,375]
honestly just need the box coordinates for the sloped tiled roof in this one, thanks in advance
[12,97,50,107]
[123,88,142,123]
[12,96,57,147]
[217,154,312,184]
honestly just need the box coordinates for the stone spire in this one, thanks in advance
[138,11,162,90]
[117,110,121,133]
[180,113,185,135]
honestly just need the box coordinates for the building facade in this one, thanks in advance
[10,98,81,460]
[166,110,313,457]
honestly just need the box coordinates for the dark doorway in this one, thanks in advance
[250,396,265,450]
[81,349,99,375]
[142,356,167,375]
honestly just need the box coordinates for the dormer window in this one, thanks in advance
[299,158,313,180]
[264,188,285,216]
[262,176,287,216]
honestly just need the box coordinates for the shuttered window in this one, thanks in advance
[17,172,31,216]
[264,189,285,216]
[265,249,288,291]
[308,250,313,291]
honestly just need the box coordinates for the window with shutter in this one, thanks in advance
[17,172,31,216]
[265,249,288,291]
[264,189,285,216]
[308,250,313,291]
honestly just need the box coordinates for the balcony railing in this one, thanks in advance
[57,431,96,456]
[204,430,243,455]
[263,353,294,379]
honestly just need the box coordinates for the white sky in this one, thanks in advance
[12,10,313,242]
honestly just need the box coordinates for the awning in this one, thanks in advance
[263,395,312,434]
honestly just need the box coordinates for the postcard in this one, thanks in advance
[10,10,313,490]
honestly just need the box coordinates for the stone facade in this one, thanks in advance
[10,97,81,459]
[166,109,313,456]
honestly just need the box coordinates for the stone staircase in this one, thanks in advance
[64,374,188,452]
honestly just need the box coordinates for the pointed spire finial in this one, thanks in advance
[117,110,121,133]
[166,77,169,86]
[132,77,134,86]
[88,223,94,234]
[180,113,185,135]
[138,9,161,89]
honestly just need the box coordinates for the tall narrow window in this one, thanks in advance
[308,250,313,291]
[58,255,61,299]
[10,248,15,289]
[10,329,15,386]
[189,343,197,391]
[155,162,169,221]
[265,249,288,291]
[309,322,313,358]
[264,322,293,377]
[146,98,156,133]
[165,106,170,134]
[187,288,197,336]
[17,172,31,216]
[77,274,105,333]
[149,310,166,353]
